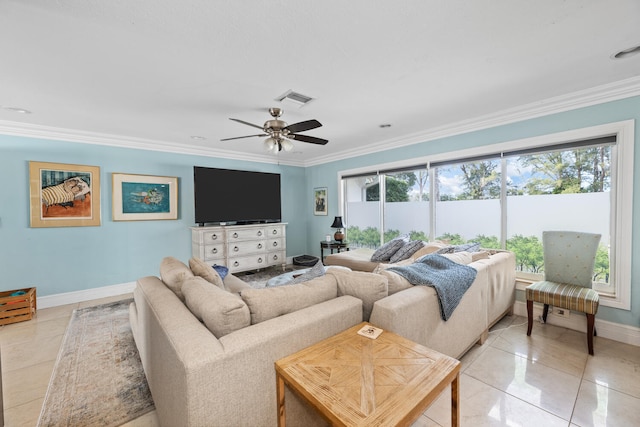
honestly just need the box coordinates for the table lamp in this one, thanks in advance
[330,216,345,242]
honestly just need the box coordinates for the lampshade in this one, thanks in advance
[280,139,293,151]
[331,216,345,229]
[264,137,277,152]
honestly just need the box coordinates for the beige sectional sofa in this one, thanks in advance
[129,251,515,426]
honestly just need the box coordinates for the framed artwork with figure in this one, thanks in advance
[112,173,178,221]
[29,161,101,228]
[314,187,328,216]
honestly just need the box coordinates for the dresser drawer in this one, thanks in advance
[202,244,225,262]
[266,251,286,266]
[265,225,285,238]
[228,240,267,256]
[266,238,284,252]
[227,227,267,242]
[228,255,269,273]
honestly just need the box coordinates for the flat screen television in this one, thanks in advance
[194,166,282,225]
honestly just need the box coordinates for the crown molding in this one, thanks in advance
[2,76,639,169]
[305,75,640,167]
[0,121,306,167]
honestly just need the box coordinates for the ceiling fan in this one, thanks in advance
[221,107,328,153]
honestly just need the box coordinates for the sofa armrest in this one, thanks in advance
[164,295,363,427]
[370,274,488,359]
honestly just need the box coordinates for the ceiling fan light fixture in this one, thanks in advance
[264,137,277,152]
[281,139,294,152]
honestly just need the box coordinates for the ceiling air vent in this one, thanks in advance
[275,90,315,107]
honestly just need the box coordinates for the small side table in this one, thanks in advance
[320,241,349,263]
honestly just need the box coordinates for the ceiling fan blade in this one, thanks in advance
[290,134,329,145]
[229,118,264,130]
[220,133,267,141]
[284,119,322,134]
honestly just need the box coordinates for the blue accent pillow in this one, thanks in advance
[287,260,326,285]
[390,240,425,263]
[453,242,481,253]
[370,236,409,262]
[212,264,229,280]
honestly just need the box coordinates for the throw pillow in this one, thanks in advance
[390,240,425,263]
[159,256,194,301]
[453,242,482,253]
[213,264,229,280]
[370,236,409,262]
[287,260,325,285]
[326,269,388,321]
[240,276,338,324]
[182,276,250,338]
[189,257,225,290]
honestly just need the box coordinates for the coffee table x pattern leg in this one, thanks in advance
[275,322,460,427]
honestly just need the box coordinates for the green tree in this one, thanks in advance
[383,229,401,243]
[459,161,501,200]
[366,176,410,202]
[506,234,544,273]
[593,244,610,283]
[473,234,500,249]
[409,230,429,241]
[436,233,465,245]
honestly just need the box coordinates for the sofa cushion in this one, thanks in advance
[182,276,250,338]
[440,251,473,265]
[370,236,409,262]
[411,241,449,259]
[326,269,388,321]
[159,256,194,301]
[390,240,425,263]
[378,269,413,295]
[471,250,490,262]
[240,275,338,324]
[189,257,225,290]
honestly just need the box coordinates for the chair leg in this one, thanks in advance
[542,304,550,323]
[526,300,533,336]
[586,313,596,355]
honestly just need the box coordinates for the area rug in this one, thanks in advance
[37,299,154,427]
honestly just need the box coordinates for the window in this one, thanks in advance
[339,121,633,309]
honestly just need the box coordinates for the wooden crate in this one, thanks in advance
[0,287,36,326]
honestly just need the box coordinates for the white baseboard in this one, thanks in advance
[37,281,137,309]
[513,301,640,347]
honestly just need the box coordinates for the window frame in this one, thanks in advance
[337,120,634,310]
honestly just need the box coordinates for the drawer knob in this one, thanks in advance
[233,246,239,252]
[211,248,218,254]
[233,261,239,267]
[272,229,278,235]
[233,232,239,238]
[258,257,263,263]
[273,255,278,260]
[257,231,263,236]
[273,241,278,247]
[258,243,263,249]
[211,234,218,240]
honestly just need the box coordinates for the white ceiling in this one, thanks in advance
[1,0,639,166]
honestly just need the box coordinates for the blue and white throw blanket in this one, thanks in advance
[387,254,477,321]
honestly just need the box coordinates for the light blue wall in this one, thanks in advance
[305,96,640,327]
[0,135,306,296]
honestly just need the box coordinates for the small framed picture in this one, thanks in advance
[29,161,101,228]
[314,187,328,216]
[112,173,178,221]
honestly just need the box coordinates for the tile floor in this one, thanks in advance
[2,294,640,426]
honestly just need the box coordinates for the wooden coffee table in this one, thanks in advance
[275,322,460,427]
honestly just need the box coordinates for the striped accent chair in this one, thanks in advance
[526,231,601,355]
